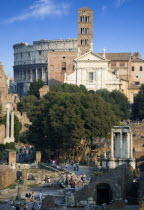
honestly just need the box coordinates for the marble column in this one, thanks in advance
[120,132,122,159]
[130,133,133,159]
[111,129,114,159]
[11,111,14,140]
[126,133,130,158]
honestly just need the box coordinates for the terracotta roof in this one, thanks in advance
[128,84,140,89]
[131,58,144,62]
[98,53,131,61]
[78,7,93,11]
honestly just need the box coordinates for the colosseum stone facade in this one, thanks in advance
[13,39,78,97]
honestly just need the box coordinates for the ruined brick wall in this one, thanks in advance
[48,51,77,87]
[0,124,5,144]
[130,123,144,155]
[75,164,133,203]
[0,62,20,112]
[39,85,49,97]
[0,166,16,189]
[15,111,32,133]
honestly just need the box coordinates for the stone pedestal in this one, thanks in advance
[8,151,16,165]
[36,151,41,164]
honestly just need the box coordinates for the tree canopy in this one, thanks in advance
[132,84,144,120]
[28,79,44,99]
[18,84,130,157]
[96,89,130,120]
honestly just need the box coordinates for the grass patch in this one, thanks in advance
[27,184,38,188]
[6,183,16,189]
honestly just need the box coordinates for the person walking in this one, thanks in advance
[32,202,37,210]
[39,190,43,201]
[76,161,79,171]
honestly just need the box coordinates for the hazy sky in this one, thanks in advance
[0,0,144,76]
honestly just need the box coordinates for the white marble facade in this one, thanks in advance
[64,51,121,92]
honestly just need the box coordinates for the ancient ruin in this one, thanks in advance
[102,126,136,169]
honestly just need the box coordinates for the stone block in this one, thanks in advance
[36,151,41,164]
[8,151,16,165]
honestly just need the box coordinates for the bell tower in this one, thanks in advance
[78,7,94,55]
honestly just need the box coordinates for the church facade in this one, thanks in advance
[64,51,121,92]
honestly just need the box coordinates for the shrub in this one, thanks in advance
[5,142,16,150]
[0,151,3,161]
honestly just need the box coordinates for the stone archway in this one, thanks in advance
[96,183,112,205]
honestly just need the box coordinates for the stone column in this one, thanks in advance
[111,129,114,159]
[120,132,122,159]
[126,133,130,158]
[130,133,133,159]
[30,69,32,82]
[25,69,27,81]
[6,105,10,139]
[11,111,14,140]
[42,67,44,81]
[36,68,38,80]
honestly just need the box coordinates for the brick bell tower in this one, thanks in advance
[78,7,94,55]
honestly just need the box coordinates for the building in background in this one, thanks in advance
[13,6,144,103]
[13,39,77,97]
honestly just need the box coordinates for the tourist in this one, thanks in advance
[76,161,79,171]
[39,190,43,201]
[59,182,64,188]
[31,192,35,200]
[38,203,41,209]
[23,203,27,210]
[11,204,15,210]
[32,202,37,210]
[80,173,83,182]
[73,163,76,171]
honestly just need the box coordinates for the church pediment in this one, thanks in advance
[75,51,109,62]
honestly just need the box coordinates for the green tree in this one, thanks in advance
[96,89,130,120]
[28,90,118,157]
[17,95,38,118]
[14,115,21,142]
[132,84,144,120]
[28,79,44,99]
[50,83,88,94]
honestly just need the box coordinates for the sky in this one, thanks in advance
[0,0,144,76]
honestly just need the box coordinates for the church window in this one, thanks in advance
[85,39,89,45]
[81,40,84,45]
[132,66,135,71]
[140,66,143,71]
[39,51,42,55]
[81,16,84,22]
[85,28,89,34]
[81,28,85,34]
[62,62,66,70]
[89,72,94,82]
[85,16,89,22]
